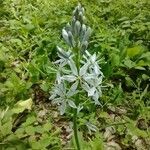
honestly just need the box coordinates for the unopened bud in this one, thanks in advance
[78,11,84,23]
[65,23,71,32]
[73,7,78,18]
[62,29,68,40]
[81,41,88,52]
[77,3,82,11]
[75,20,81,36]
[83,27,92,42]
[80,24,86,41]
[82,24,86,32]
[68,31,75,47]
[71,17,76,34]
[57,46,69,59]
[82,16,86,23]
[62,29,70,46]
[81,7,85,13]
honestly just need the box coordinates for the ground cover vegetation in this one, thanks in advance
[0,0,150,149]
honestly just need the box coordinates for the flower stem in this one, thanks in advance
[73,109,80,150]
[73,44,81,150]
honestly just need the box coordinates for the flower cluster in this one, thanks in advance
[50,3,103,115]
[62,3,92,51]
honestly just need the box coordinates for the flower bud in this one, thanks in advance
[62,29,68,40]
[57,46,70,59]
[83,27,92,42]
[80,24,86,42]
[81,41,88,53]
[68,31,75,47]
[73,7,78,18]
[71,17,76,34]
[82,24,86,32]
[77,3,82,11]
[65,23,71,32]
[79,11,83,16]
[62,28,71,46]
[75,20,81,36]
[82,16,86,23]
[81,7,85,13]
[78,11,84,23]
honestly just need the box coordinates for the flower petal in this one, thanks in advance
[68,59,78,76]
[67,81,79,97]
[62,75,76,82]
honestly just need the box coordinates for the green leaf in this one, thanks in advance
[43,122,52,132]
[124,117,148,138]
[127,123,148,138]
[12,98,32,114]
[125,76,136,87]
[30,141,42,149]
[140,85,149,100]
[139,52,150,60]
[134,66,146,70]
[89,133,104,150]
[39,137,52,148]
[15,128,25,138]
[123,58,135,68]
[22,115,36,127]
[34,126,44,134]
[0,120,12,137]
[40,81,50,92]
[25,126,35,135]
[111,53,120,67]
[127,46,143,58]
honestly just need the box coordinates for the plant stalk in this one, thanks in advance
[73,109,80,150]
[73,45,81,150]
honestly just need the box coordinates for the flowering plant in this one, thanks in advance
[50,3,103,149]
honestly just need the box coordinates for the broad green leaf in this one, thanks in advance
[25,126,35,135]
[137,60,149,66]
[0,120,12,137]
[30,141,42,149]
[127,46,143,58]
[139,52,150,60]
[22,116,36,127]
[43,122,52,132]
[34,126,44,134]
[123,58,135,68]
[12,98,32,114]
[15,128,25,138]
[39,137,52,148]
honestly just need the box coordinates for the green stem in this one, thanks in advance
[73,44,81,150]
[73,109,80,150]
